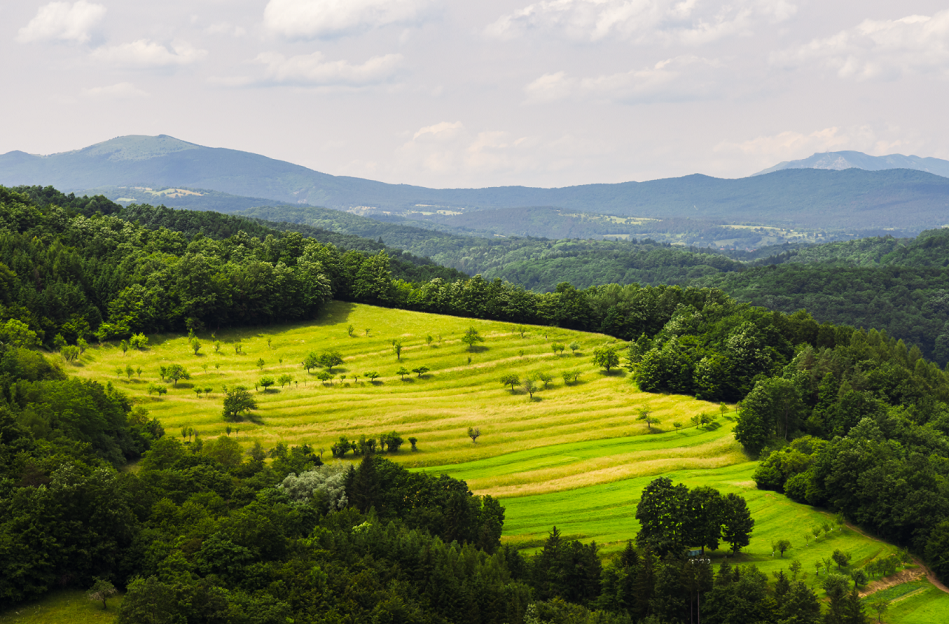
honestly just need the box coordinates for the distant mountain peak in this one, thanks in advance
[72,134,201,162]
[754,150,949,178]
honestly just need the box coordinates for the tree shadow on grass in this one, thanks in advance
[599,369,627,377]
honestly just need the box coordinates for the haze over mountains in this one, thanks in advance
[753,151,949,178]
[3,135,949,236]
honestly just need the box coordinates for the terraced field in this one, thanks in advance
[70,301,949,622]
[75,301,719,468]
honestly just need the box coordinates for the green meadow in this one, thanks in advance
[0,590,123,624]
[66,301,949,621]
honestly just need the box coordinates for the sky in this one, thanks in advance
[2,0,949,188]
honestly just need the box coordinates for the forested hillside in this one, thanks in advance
[244,204,744,291]
[4,184,949,622]
[695,229,949,364]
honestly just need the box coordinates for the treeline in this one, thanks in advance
[243,204,745,291]
[0,187,464,345]
[244,203,949,365]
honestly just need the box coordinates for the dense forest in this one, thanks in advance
[3,185,948,621]
[695,229,949,364]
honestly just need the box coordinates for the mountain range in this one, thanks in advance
[3,135,949,234]
[754,150,949,177]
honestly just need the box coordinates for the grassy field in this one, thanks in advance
[75,301,718,468]
[0,590,121,624]
[67,301,949,621]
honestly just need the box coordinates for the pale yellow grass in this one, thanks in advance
[73,302,725,469]
[468,435,745,494]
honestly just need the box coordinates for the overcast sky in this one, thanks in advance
[2,0,948,188]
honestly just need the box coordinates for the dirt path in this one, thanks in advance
[843,522,949,597]
[859,568,924,598]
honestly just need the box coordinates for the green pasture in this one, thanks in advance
[866,580,949,624]
[75,301,718,470]
[67,301,949,621]
[0,590,121,624]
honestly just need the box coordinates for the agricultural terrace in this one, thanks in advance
[72,301,949,622]
[75,301,721,469]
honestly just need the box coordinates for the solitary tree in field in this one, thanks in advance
[365,371,380,383]
[303,352,319,372]
[468,427,481,443]
[426,334,434,346]
[515,325,528,338]
[259,376,275,392]
[316,371,333,385]
[832,549,851,570]
[120,340,129,356]
[461,326,485,351]
[396,366,410,380]
[870,597,889,624]
[190,337,201,355]
[87,578,117,610]
[569,341,580,355]
[256,358,265,370]
[318,350,344,371]
[501,373,520,391]
[222,386,257,422]
[536,371,553,389]
[277,374,293,388]
[593,345,620,372]
[347,324,355,337]
[393,339,403,361]
[673,422,683,433]
[775,539,792,558]
[408,437,418,451]
[412,366,429,378]
[165,364,190,386]
[552,343,564,356]
[524,377,537,400]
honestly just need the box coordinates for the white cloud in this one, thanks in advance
[254,51,403,86]
[80,82,149,99]
[90,40,208,68]
[773,10,949,81]
[714,126,915,171]
[525,56,721,104]
[486,0,796,45]
[413,121,464,141]
[205,23,247,37]
[717,127,851,159]
[395,121,557,179]
[263,0,432,39]
[16,1,106,44]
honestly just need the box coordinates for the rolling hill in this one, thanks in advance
[4,135,949,232]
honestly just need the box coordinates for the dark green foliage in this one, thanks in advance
[221,386,257,422]
[925,521,949,583]
[635,478,752,557]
